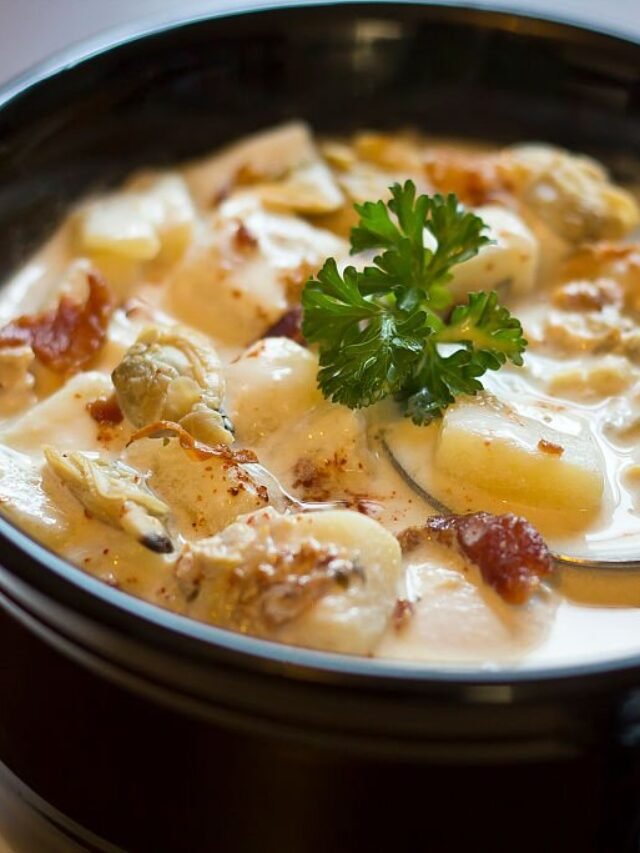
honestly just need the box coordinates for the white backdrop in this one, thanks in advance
[0,0,640,85]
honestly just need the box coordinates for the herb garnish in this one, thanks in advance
[301,181,527,423]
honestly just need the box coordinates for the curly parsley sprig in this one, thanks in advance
[301,181,527,424]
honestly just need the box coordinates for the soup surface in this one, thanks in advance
[1,123,639,667]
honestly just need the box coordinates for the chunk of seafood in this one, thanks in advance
[44,447,173,553]
[175,508,402,654]
[124,429,269,539]
[112,324,232,445]
[503,145,639,242]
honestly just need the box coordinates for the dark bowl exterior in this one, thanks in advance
[0,3,639,850]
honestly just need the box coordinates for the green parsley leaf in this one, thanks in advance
[301,180,527,423]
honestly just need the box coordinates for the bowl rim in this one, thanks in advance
[1,0,640,692]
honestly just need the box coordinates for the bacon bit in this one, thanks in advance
[0,273,114,375]
[392,598,415,631]
[233,222,259,252]
[263,306,306,345]
[87,394,123,425]
[400,512,554,605]
[127,420,258,464]
[537,438,564,456]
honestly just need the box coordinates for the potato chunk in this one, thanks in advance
[435,397,604,512]
[0,371,127,458]
[167,195,347,346]
[79,175,196,261]
[176,508,403,654]
[226,337,323,444]
[184,121,318,208]
[450,206,538,297]
[0,446,72,548]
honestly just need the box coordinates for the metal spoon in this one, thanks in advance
[382,437,640,573]
[244,462,348,513]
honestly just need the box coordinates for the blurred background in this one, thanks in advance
[1,0,640,85]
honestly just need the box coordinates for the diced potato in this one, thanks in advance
[274,510,403,654]
[435,397,604,512]
[79,175,196,262]
[255,160,344,214]
[81,196,160,260]
[257,401,371,500]
[450,206,538,297]
[226,337,323,443]
[0,372,129,459]
[184,121,318,208]
[167,195,347,346]
[0,446,73,548]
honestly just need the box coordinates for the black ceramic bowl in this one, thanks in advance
[0,4,640,851]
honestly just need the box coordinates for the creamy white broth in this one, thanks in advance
[1,123,640,668]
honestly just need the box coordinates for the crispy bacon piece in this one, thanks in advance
[263,305,306,345]
[0,273,114,374]
[87,394,124,425]
[537,439,564,457]
[232,222,259,252]
[401,512,554,605]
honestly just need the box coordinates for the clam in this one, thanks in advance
[44,447,173,553]
[112,324,233,446]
